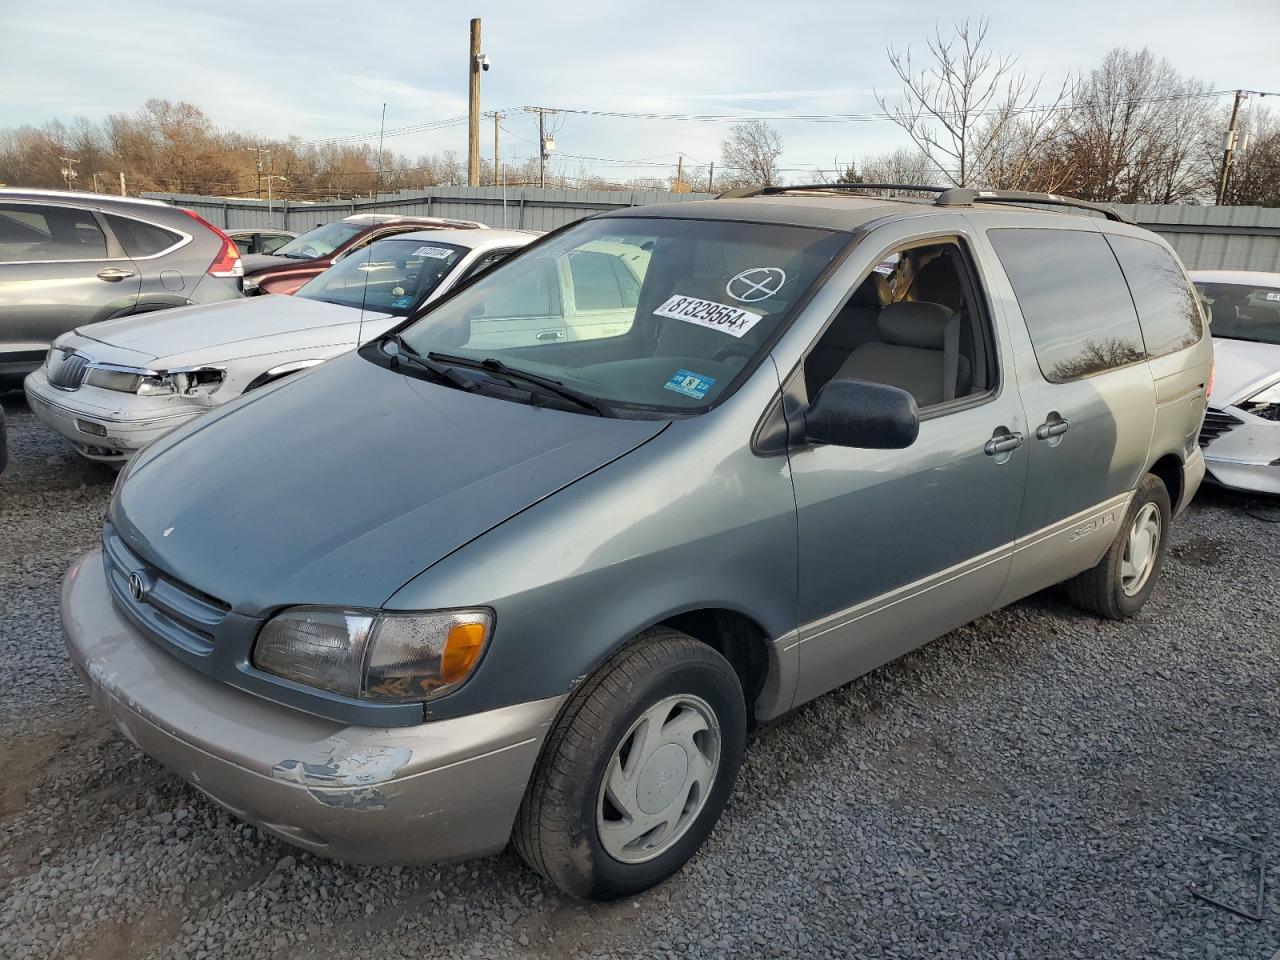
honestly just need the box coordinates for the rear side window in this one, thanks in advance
[568,251,630,310]
[1106,235,1202,357]
[104,214,184,258]
[0,203,107,261]
[989,228,1145,383]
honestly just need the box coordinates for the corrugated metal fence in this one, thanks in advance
[143,188,1280,272]
[143,186,716,236]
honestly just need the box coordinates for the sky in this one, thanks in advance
[1,0,1276,185]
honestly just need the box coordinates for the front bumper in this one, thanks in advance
[1201,407,1280,496]
[24,368,200,463]
[62,550,564,864]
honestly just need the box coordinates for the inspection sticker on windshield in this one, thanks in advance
[1267,291,1280,301]
[653,294,763,338]
[412,245,454,259]
[664,369,716,400]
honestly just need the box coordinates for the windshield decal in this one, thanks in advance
[413,245,454,259]
[726,267,787,303]
[1267,292,1280,301]
[654,294,763,339]
[663,369,716,400]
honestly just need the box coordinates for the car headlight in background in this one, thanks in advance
[252,607,493,703]
[242,276,261,293]
[1242,381,1280,421]
[85,365,226,398]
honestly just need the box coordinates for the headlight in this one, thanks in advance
[253,607,492,702]
[243,276,261,293]
[1246,382,1280,406]
[136,374,178,396]
[86,368,143,392]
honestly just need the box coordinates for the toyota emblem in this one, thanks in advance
[128,572,149,602]
[726,267,787,303]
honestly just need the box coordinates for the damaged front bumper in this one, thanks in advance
[62,550,564,864]
[24,368,199,463]
[1201,406,1280,496]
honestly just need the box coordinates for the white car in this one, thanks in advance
[24,228,539,463]
[1190,269,1280,495]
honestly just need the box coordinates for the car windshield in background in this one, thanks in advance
[1194,281,1280,346]
[295,238,465,316]
[273,221,364,259]
[396,216,849,414]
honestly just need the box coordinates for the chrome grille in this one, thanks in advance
[1198,409,1242,448]
[102,523,230,657]
[47,350,90,391]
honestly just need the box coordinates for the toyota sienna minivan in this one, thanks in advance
[62,185,1211,900]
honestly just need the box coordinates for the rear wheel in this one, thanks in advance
[513,629,746,900]
[1066,473,1171,619]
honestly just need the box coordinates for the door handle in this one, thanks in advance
[96,267,135,282]
[536,330,564,341]
[983,430,1024,456]
[1034,413,1070,440]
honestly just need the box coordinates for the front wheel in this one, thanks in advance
[513,629,746,900]
[1066,473,1172,619]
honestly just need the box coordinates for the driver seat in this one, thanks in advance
[835,301,971,407]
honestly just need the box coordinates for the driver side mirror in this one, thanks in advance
[804,378,919,449]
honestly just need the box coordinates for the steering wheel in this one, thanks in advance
[711,342,755,364]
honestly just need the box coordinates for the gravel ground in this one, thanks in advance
[2,391,1278,960]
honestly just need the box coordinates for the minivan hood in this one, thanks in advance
[1210,336,1280,405]
[76,295,383,364]
[112,351,668,613]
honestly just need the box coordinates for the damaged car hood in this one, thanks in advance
[111,350,668,613]
[75,295,390,367]
[1210,337,1280,405]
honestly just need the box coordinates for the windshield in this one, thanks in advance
[296,238,465,316]
[395,216,848,413]
[273,221,365,259]
[1194,281,1280,346]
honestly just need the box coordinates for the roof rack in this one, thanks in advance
[935,188,1133,224]
[717,183,1133,225]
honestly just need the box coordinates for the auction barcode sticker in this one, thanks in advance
[413,245,455,259]
[653,294,763,339]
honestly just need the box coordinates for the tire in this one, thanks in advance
[513,628,746,900]
[1066,473,1172,619]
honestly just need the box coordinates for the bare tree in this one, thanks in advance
[718,120,784,187]
[876,18,1070,187]
[858,148,937,188]
[1057,48,1212,203]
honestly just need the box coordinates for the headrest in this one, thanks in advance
[850,272,891,308]
[876,301,954,350]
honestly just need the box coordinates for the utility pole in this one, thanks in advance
[255,145,265,199]
[1216,89,1246,206]
[119,172,127,196]
[707,161,714,193]
[493,112,500,187]
[467,18,482,187]
[675,155,683,191]
[376,102,387,196]
[538,109,546,188]
[58,156,79,190]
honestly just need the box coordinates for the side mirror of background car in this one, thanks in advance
[804,379,920,449]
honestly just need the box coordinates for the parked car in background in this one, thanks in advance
[226,227,296,256]
[241,213,486,296]
[0,188,243,384]
[62,185,1209,899]
[24,229,536,463]
[1191,269,1280,494]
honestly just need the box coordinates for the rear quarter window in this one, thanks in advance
[1105,234,1203,357]
[989,228,1146,383]
[105,214,184,258]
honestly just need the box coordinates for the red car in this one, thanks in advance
[241,214,486,295]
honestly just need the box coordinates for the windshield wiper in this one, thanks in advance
[383,336,477,391]
[427,352,609,416]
